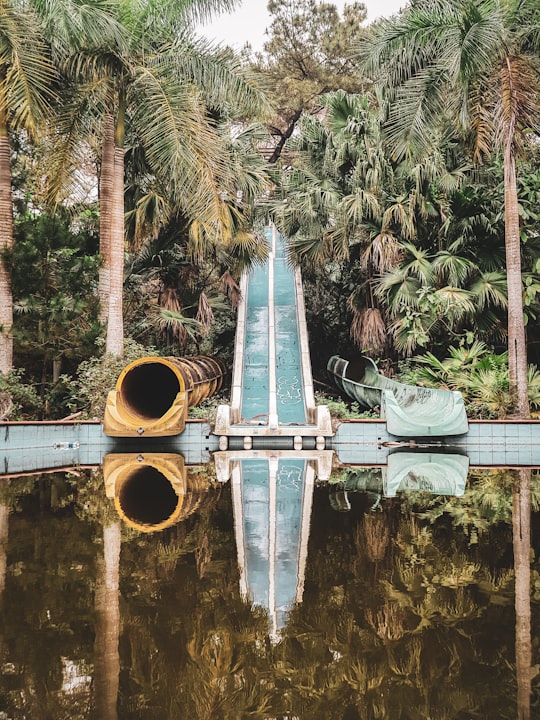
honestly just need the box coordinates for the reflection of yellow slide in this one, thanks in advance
[103,356,226,437]
[103,453,211,532]
[327,355,468,437]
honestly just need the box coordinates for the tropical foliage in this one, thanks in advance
[246,0,368,162]
[362,0,540,416]
[399,341,540,418]
[1,0,540,422]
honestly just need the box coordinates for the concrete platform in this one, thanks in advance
[2,418,540,478]
[330,419,540,467]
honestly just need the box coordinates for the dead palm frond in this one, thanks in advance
[195,292,214,336]
[349,305,387,355]
[366,601,406,641]
[361,231,402,273]
[219,270,242,308]
[159,286,182,314]
[361,512,391,562]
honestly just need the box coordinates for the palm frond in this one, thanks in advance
[195,292,214,335]
[432,251,475,287]
[219,270,241,308]
[381,200,416,240]
[1,0,57,133]
[375,269,423,314]
[152,305,200,345]
[349,305,387,355]
[361,231,402,273]
[433,286,476,321]
[469,271,508,309]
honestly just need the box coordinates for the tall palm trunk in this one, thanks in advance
[513,468,532,720]
[0,110,14,375]
[504,145,530,418]
[99,111,115,326]
[105,94,125,357]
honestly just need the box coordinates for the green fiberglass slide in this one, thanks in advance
[238,260,271,422]
[273,232,307,425]
[327,355,469,437]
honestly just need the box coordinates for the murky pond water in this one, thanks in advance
[0,462,538,719]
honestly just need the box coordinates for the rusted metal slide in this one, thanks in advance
[103,356,226,437]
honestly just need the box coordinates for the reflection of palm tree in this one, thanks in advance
[513,469,532,720]
[357,511,391,564]
[93,521,121,720]
[0,494,9,606]
[366,600,406,641]
[185,626,274,719]
[0,488,9,672]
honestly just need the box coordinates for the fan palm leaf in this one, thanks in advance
[398,243,433,285]
[431,251,475,287]
[376,269,423,315]
[361,231,402,273]
[433,286,476,320]
[469,271,508,309]
[0,0,60,372]
[389,314,432,356]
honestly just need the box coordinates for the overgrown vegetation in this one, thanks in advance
[1,0,540,422]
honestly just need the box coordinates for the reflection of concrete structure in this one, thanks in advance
[1,417,540,480]
[103,453,211,532]
[0,421,216,478]
[328,355,468,437]
[216,450,332,640]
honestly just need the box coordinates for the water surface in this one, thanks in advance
[0,463,538,719]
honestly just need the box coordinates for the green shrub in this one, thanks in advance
[398,342,540,418]
[0,369,41,420]
[59,339,157,420]
[314,391,377,420]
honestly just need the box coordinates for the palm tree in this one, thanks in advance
[0,1,57,374]
[274,89,466,356]
[364,0,540,417]
[124,123,272,354]
[29,0,128,349]
[375,239,509,355]
[274,91,393,358]
[54,0,267,357]
[1,0,128,375]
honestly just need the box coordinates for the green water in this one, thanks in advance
[0,466,538,719]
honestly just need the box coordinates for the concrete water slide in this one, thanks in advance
[327,355,468,437]
[215,226,331,442]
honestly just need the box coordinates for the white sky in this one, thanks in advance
[199,0,407,52]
